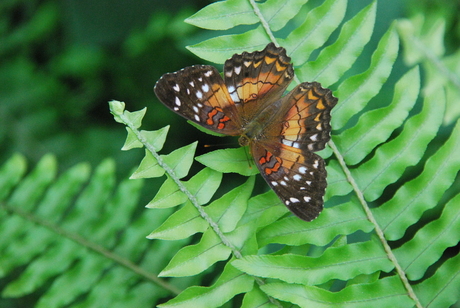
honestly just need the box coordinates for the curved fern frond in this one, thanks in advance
[108,1,459,307]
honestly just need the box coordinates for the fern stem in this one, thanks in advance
[328,140,423,308]
[119,113,244,260]
[118,109,284,307]
[248,0,278,43]
[1,202,182,296]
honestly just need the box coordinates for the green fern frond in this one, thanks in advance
[0,153,184,307]
[111,1,460,307]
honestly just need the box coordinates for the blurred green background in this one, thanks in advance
[1,0,458,177]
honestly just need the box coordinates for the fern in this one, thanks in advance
[108,0,459,307]
[2,0,459,307]
[0,154,185,307]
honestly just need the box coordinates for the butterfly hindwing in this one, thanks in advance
[269,82,338,153]
[251,143,326,221]
[223,43,295,123]
[154,65,242,135]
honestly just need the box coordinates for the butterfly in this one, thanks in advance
[154,43,337,221]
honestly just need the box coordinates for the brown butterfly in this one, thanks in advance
[154,43,337,221]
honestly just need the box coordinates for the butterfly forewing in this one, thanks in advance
[223,43,294,124]
[154,65,242,135]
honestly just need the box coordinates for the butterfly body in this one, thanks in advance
[154,43,337,221]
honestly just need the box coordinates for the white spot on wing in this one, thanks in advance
[280,180,287,186]
[313,160,319,169]
[304,196,311,202]
[290,197,300,203]
[234,66,241,74]
[194,115,200,121]
[193,106,199,113]
[174,97,181,106]
[271,181,278,186]
[189,81,195,87]
[282,139,293,147]
[310,134,318,141]
[299,167,307,174]
[196,90,203,99]
[173,84,180,92]
[293,174,301,181]
[225,71,232,78]
[228,85,235,93]
[306,181,311,186]
[230,92,239,103]
[204,70,213,77]
[202,84,209,92]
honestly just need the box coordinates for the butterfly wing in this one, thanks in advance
[251,144,327,221]
[251,82,338,221]
[277,82,338,152]
[224,43,294,124]
[154,65,242,135]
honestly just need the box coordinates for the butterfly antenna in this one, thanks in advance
[203,142,236,148]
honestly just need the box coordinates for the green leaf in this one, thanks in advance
[159,263,253,308]
[196,147,259,176]
[239,190,289,228]
[260,276,414,307]
[147,202,207,240]
[122,126,169,151]
[332,23,399,129]
[0,154,27,200]
[162,142,198,179]
[146,176,186,209]
[186,0,308,31]
[186,27,270,63]
[205,176,255,233]
[325,160,352,198]
[353,79,444,202]
[297,1,377,86]
[159,228,232,277]
[131,142,197,180]
[335,67,420,165]
[233,240,393,285]
[130,149,165,179]
[375,118,460,240]
[394,192,460,280]
[147,167,222,209]
[241,285,279,308]
[413,253,460,308]
[257,202,373,247]
[185,0,256,30]
[282,0,347,66]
